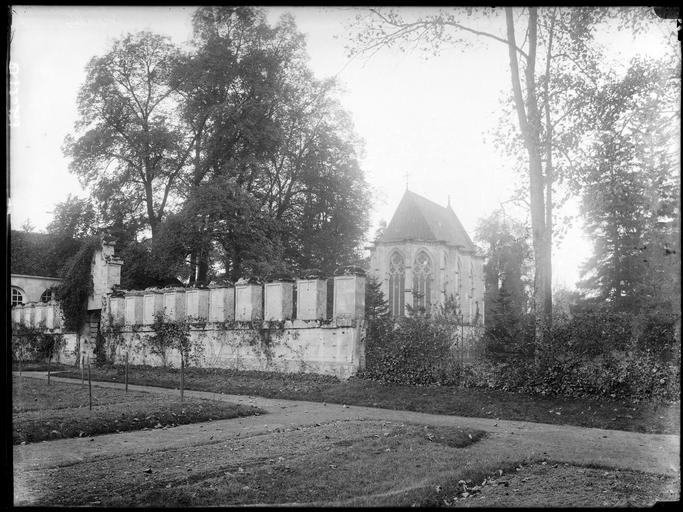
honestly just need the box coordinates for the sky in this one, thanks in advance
[8,6,677,289]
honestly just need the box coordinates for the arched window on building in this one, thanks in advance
[11,287,24,306]
[40,288,54,303]
[413,251,432,313]
[469,261,475,322]
[441,251,448,299]
[388,251,405,317]
[456,256,462,304]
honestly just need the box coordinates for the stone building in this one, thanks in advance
[368,190,485,324]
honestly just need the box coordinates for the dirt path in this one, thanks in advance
[14,371,679,479]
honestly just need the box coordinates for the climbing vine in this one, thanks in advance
[56,237,101,333]
[143,312,204,367]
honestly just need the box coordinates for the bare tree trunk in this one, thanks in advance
[125,351,129,393]
[88,362,92,411]
[505,8,551,366]
[180,354,185,403]
[197,243,209,285]
[188,250,197,286]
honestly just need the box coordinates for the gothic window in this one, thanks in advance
[40,289,53,303]
[413,251,432,313]
[469,261,475,322]
[388,251,405,317]
[441,251,448,297]
[11,287,24,306]
[470,262,475,298]
[456,256,462,300]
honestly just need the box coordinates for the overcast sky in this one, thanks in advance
[8,6,677,289]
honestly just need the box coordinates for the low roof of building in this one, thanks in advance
[378,190,476,252]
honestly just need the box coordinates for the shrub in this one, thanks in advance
[362,298,463,386]
[463,309,680,402]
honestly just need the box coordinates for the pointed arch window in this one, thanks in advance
[441,251,448,297]
[456,256,462,301]
[469,261,475,322]
[388,251,405,317]
[413,251,432,313]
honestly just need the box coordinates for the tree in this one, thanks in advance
[47,195,100,239]
[170,7,287,284]
[573,57,680,313]
[475,209,532,355]
[64,32,194,241]
[350,7,666,362]
[66,9,371,286]
[169,7,370,281]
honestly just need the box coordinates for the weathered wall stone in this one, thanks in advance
[163,289,186,321]
[186,289,210,321]
[124,293,143,326]
[264,282,293,321]
[209,287,235,323]
[143,290,164,325]
[235,284,262,322]
[333,275,365,323]
[296,279,327,320]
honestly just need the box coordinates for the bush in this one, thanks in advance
[464,309,680,402]
[362,300,463,386]
[12,324,65,363]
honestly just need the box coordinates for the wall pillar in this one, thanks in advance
[235,283,262,322]
[296,279,327,320]
[143,290,164,325]
[108,296,125,325]
[23,304,35,328]
[124,293,143,326]
[333,275,366,324]
[209,286,235,323]
[264,281,293,321]
[186,288,210,321]
[163,289,186,321]
[12,306,22,325]
[34,303,47,328]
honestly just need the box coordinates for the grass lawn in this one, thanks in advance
[12,376,263,444]
[13,361,73,373]
[16,418,678,507]
[53,365,679,435]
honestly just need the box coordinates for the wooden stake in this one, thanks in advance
[88,362,92,411]
[180,355,184,403]
[125,352,129,393]
[47,355,51,385]
[81,353,85,385]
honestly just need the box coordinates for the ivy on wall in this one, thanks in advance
[56,237,101,333]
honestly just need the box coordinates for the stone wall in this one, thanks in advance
[101,276,366,379]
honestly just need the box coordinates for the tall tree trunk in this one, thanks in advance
[188,250,197,286]
[197,248,209,285]
[505,7,551,366]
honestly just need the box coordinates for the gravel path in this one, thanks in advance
[14,372,679,482]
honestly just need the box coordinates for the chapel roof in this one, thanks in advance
[378,190,476,252]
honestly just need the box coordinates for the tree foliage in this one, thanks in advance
[64,32,191,240]
[64,8,371,286]
[475,209,532,355]
[47,195,100,239]
[349,6,672,361]
[570,57,681,314]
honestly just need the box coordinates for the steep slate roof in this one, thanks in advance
[379,190,476,252]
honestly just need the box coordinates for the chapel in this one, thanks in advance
[368,190,485,324]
